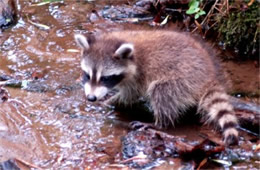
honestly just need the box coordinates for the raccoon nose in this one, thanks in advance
[87,95,97,102]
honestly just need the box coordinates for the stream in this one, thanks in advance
[0,0,259,169]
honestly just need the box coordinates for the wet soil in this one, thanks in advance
[223,60,259,100]
[0,0,259,169]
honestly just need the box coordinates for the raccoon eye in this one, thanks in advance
[82,72,90,83]
[100,76,110,82]
[100,74,124,88]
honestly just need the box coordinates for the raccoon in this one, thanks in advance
[74,30,239,145]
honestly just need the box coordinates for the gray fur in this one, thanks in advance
[76,30,239,145]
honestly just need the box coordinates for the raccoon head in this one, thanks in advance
[74,34,137,102]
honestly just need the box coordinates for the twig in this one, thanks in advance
[192,0,219,33]
[226,0,229,14]
[204,20,218,37]
[253,26,259,42]
[238,127,259,137]
[120,152,147,163]
[15,158,43,170]
[197,158,208,170]
[214,7,225,15]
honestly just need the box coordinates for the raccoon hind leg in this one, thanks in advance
[148,79,196,128]
[198,86,239,146]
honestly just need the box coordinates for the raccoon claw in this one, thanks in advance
[102,102,115,109]
[224,134,239,146]
[129,121,154,130]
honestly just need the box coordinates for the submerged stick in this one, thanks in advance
[230,96,260,131]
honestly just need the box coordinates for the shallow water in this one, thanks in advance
[0,0,259,169]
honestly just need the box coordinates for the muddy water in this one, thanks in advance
[0,1,259,169]
[0,1,131,169]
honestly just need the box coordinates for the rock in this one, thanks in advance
[0,0,17,29]
[0,159,20,170]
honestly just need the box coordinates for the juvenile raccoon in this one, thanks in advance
[74,30,238,145]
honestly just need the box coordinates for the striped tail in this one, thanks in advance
[199,88,239,145]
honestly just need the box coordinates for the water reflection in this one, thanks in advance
[0,1,128,169]
[0,0,258,169]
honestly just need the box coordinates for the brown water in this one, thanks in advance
[0,1,259,169]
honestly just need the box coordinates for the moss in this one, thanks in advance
[215,1,259,59]
[143,0,259,59]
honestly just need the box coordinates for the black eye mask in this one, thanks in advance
[100,74,125,88]
[82,71,90,84]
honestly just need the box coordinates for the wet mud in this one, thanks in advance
[0,0,259,169]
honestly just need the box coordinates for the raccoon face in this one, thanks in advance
[75,34,136,102]
[80,61,125,102]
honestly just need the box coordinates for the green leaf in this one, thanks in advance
[194,10,206,19]
[194,7,200,13]
[195,14,199,19]
[187,0,200,14]
[186,7,200,14]
[198,10,206,16]
[5,18,11,23]
[186,8,195,14]
[188,0,195,6]
[189,0,199,9]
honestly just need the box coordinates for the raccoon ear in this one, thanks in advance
[114,43,134,59]
[74,34,90,50]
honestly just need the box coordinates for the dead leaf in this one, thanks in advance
[194,20,202,34]
[67,49,80,53]
[0,87,9,103]
[248,0,255,6]
[31,71,45,80]
[15,158,43,169]
[160,15,170,26]
[27,16,50,30]
[211,159,232,166]
[254,143,260,151]
[197,158,207,170]
[121,152,147,163]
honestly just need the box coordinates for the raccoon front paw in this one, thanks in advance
[104,94,119,106]
[129,121,155,130]
[223,128,239,146]
[224,134,239,146]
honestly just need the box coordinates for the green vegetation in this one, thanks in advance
[185,0,259,59]
[215,1,259,59]
[186,0,206,19]
[152,0,258,59]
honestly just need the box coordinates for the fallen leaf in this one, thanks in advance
[31,71,45,80]
[30,0,63,6]
[0,87,9,103]
[197,158,207,170]
[211,159,232,166]
[248,0,255,6]
[67,49,80,53]
[160,15,170,26]
[121,152,147,163]
[254,143,260,151]
[108,164,128,168]
[194,20,202,33]
[27,17,50,30]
